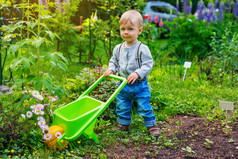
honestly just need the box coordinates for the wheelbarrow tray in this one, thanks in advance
[52,75,127,143]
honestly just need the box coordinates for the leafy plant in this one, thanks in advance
[182,146,196,155]
[204,138,214,149]
[165,14,214,61]
[199,24,238,85]
[1,2,69,98]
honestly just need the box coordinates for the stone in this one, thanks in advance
[0,85,10,92]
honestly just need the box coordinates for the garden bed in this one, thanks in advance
[104,115,238,159]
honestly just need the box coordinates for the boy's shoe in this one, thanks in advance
[147,126,160,137]
[112,124,129,132]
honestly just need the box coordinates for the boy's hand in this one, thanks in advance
[104,69,113,77]
[127,72,139,84]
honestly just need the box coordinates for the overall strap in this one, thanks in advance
[117,43,123,70]
[136,42,142,68]
[117,42,142,68]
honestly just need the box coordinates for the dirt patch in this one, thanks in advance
[105,115,238,159]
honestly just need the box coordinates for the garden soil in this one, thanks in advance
[105,115,238,159]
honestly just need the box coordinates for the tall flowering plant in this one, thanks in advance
[218,2,224,22]
[1,1,69,99]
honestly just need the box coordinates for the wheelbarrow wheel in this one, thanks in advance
[45,125,68,151]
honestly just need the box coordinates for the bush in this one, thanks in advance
[165,14,214,61]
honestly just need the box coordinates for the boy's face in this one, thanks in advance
[120,20,142,46]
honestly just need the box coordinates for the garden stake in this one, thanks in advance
[219,101,234,126]
[183,61,191,81]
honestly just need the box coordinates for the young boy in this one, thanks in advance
[103,10,160,136]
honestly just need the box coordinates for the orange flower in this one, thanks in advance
[232,72,235,75]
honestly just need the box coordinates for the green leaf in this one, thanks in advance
[56,52,68,64]
[11,58,23,69]
[43,77,54,91]
[34,77,43,90]
[9,42,21,54]
[45,30,55,40]
[53,33,61,40]
[25,21,36,29]
[50,61,57,69]
[31,37,44,48]
[57,62,68,71]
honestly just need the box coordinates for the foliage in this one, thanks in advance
[78,0,147,64]
[81,11,121,63]
[199,24,238,84]
[164,5,238,62]
[1,2,69,98]
[210,13,238,39]
[96,0,146,16]
[139,21,162,53]
[56,24,86,62]
[165,14,214,61]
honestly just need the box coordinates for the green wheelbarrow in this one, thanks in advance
[51,74,127,147]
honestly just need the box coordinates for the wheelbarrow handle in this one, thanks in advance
[79,74,127,101]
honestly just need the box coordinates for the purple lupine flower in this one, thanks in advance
[218,2,224,22]
[214,0,218,9]
[197,1,204,20]
[211,7,216,22]
[187,5,192,15]
[236,1,238,17]
[233,1,237,17]
[224,2,228,13]
[206,3,213,23]
[204,9,208,22]
[183,0,188,15]
[176,0,179,12]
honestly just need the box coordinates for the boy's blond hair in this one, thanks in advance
[119,10,143,28]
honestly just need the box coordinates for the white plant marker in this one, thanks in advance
[183,62,191,81]
[219,101,234,126]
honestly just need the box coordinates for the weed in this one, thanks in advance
[182,146,196,157]
[228,138,234,143]
[204,139,214,149]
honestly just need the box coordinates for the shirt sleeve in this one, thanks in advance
[107,45,119,74]
[135,45,153,79]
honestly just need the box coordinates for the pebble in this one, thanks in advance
[0,85,10,92]
[0,85,10,95]
[236,146,238,150]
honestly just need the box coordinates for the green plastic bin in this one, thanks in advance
[52,74,127,146]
